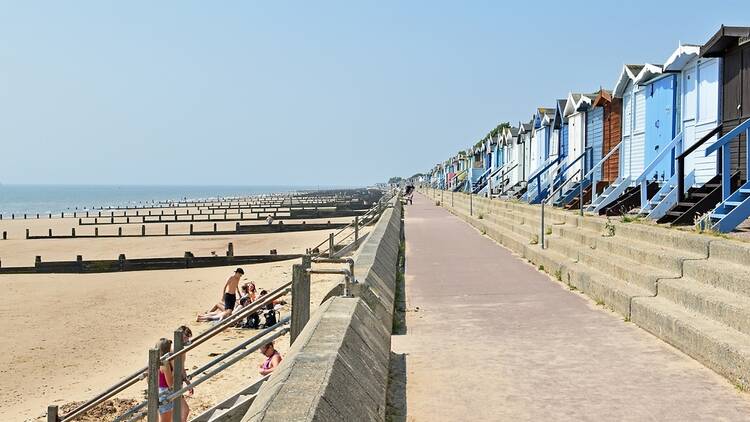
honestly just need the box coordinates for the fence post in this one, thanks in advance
[540,201,545,250]
[227,242,234,257]
[147,348,159,422]
[291,257,311,344]
[328,233,335,258]
[172,330,184,422]
[470,193,473,216]
[47,405,59,422]
[579,183,584,217]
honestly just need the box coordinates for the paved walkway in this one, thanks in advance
[390,193,750,421]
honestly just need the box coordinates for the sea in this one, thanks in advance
[0,185,333,216]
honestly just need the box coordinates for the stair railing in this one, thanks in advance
[525,156,562,202]
[580,142,623,204]
[541,168,582,249]
[496,162,519,195]
[675,125,723,202]
[635,131,684,210]
[705,118,750,200]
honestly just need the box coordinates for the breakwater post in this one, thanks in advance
[291,256,311,344]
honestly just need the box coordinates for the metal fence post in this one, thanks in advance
[470,193,473,216]
[540,201,545,250]
[172,331,184,422]
[291,257,311,344]
[147,348,160,422]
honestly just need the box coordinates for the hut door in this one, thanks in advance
[645,75,676,181]
[721,43,750,180]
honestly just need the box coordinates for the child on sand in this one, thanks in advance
[156,338,190,422]
[258,341,282,376]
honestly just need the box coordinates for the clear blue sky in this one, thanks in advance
[0,1,744,185]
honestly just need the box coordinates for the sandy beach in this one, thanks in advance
[0,215,357,421]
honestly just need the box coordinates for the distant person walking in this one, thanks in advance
[259,341,282,376]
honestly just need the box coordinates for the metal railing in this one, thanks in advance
[51,282,292,422]
[704,118,750,201]
[676,125,723,202]
[581,142,622,205]
[635,132,683,210]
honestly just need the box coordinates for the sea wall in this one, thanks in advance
[242,197,402,421]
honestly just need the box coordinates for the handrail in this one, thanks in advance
[59,283,290,422]
[310,190,392,252]
[676,125,723,203]
[113,317,291,422]
[705,117,750,200]
[705,120,750,156]
[636,132,683,184]
[675,125,723,161]
[582,142,622,182]
[526,156,562,201]
[497,162,519,194]
[544,168,582,205]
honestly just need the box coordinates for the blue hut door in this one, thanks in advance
[645,75,676,180]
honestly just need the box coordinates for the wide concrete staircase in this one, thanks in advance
[422,188,750,389]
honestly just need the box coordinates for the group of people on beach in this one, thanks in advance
[154,268,284,421]
[195,268,281,329]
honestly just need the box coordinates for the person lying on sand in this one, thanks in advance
[196,268,244,322]
[259,341,282,376]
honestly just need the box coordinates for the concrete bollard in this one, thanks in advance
[227,242,234,257]
[142,225,146,236]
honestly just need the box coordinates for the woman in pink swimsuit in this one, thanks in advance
[259,341,282,376]
[156,338,191,422]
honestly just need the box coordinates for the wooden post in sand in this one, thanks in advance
[291,256,311,344]
[147,348,159,422]
[227,242,234,257]
[142,225,146,236]
[172,329,185,422]
[47,405,59,422]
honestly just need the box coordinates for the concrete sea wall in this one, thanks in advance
[243,198,402,421]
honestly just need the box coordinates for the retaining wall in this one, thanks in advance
[243,198,402,422]
[422,188,750,389]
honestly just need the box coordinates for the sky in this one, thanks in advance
[0,1,745,185]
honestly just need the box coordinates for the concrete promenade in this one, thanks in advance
[391,193,750,421]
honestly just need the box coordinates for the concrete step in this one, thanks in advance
[659,278,750,336]
[451,204,653,317]
[631,295,750,390]
[682,259,750,299]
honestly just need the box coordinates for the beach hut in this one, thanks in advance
[596,64,663,215]
[525,107,558,203]
[697,26,750,232]
[553,93,598,207]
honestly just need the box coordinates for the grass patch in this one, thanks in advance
[538,264,545,272]
[567,284,578,291]
[554,269,562,282]
[545,227,552,235]
[477,213,484,220]
[595,299,605,306]
[620,214,641,223]
[529,234,539,245]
